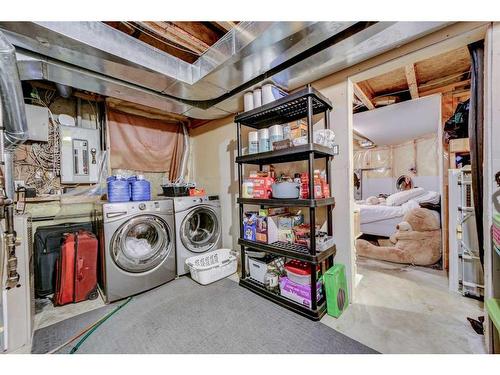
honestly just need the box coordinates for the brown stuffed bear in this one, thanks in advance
[356,208,441,266]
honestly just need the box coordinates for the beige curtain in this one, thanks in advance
[106,107,184,180]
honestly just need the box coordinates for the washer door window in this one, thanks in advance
[180,206,220,253]
[112,215,172,273]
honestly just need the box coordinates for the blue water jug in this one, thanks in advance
[129,175,151,202]
[107,175,131,202]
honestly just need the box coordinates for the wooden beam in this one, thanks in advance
[137,21,210,55]
[213,21,237,32]
[171,22,221,46]
[419,79,471,96]
[353,82,375,110]
[404,64,419,99]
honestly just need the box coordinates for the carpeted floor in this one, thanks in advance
[32,277,376,354]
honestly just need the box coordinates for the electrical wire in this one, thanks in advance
[122,21,202,57]
[15,90,62,195]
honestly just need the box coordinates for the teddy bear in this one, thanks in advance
[356,208,441,266]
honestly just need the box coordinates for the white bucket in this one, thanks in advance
[262,83,287,105]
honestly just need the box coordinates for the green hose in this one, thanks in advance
[69,296,132,354]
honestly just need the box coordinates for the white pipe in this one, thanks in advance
[178,121,190,180]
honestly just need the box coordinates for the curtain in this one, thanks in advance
[468,41,485,267]
[106,107,184,180]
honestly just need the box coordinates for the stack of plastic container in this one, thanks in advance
[107,175,131,203]
[107,175,152,202]
[129,175,152,201]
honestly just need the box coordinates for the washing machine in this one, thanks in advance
[95,199,176,303]
[172,195,222,276]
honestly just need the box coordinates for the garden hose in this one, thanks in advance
[48,296,132,354]
[69,297,132,354]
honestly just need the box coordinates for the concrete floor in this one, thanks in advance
[32,259,486,354]
[321,257,487,354]
[34,293,105,331]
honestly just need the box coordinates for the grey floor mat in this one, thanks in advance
[32,277,377,354]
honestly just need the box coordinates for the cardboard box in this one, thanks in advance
[278,216,293,230]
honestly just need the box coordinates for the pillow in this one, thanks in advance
[386,187,425,206]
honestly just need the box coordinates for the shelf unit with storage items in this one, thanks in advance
[234,84,338,321]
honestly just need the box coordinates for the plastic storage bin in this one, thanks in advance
[186,248,237,285]
[284,260,319,285]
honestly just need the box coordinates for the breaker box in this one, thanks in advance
[60,125,100,184]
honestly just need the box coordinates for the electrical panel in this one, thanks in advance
[25,103,49,142]
[60,125,100,184]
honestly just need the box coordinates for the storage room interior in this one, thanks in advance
[0,19,499,357]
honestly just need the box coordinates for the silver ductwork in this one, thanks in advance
[55,83,72,98]
[0,31,28,151]
[1,22,450,119]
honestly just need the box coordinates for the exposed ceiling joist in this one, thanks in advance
[419,79,471,96]
[353,82,375,110]
[404,63,419,99]
[214,21,237,31]
[138,21,210,55]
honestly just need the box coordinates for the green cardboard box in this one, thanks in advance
[324,264,349,318]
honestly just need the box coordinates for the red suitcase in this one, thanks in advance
[54,230,99,306]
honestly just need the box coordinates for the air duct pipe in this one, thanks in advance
[0,31,28,201]
[0,30,27,289]
[55,83,73,98]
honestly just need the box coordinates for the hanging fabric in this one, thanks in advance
[106,106,185,180]
[468,41,485,267]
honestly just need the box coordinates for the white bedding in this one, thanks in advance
[357,200,420,224]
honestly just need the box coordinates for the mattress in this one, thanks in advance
[360,209,441,237]
[357,200,419,224]
[360,217,402,237]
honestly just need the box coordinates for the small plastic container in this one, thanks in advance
[258,128,270,153]
[284,260,318,285]
[248,131,259,154]
[269,124,284,149]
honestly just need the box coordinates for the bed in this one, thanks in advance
[356,190,441,237]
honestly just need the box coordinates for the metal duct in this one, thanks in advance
[1,22,450,119]
[0,31,28,150]
[55,83,72,98]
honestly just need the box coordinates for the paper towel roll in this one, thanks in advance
[244,92,254,112]
[253,88,262,107]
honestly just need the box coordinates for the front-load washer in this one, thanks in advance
[172,195,222,276]
[95,199,176,303]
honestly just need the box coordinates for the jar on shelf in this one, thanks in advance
[264,265,280,293]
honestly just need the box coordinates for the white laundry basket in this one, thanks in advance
[186,248,237,285]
